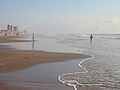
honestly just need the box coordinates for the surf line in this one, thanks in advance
[58,55,94,90]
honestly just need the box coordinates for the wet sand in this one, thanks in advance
[0,36,31,43]
[0,48,89,72]
[0,83,28,90]
[0,35,90,90]
[76,85,101,90]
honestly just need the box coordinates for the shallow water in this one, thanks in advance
[2,35,78,53]
[0,59,85,90]
[57,34,120,90]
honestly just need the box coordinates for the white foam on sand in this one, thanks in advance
[58,53,120,90]
[58,55,94,90]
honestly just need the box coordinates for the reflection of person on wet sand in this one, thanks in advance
[32,40,35,50]
[90,34,93,41]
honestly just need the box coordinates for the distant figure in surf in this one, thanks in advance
[90,34,93,41]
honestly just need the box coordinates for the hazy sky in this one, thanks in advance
[0,0,120,34]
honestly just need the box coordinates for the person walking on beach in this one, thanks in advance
[90,34,93,41]
[32,33,35,50]
[32,33,35,41]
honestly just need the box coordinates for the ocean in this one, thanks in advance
[0,34,120,90]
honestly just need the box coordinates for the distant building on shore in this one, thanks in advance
[7,24,13,32]
[7,24,18,33]
[0,24,19,34]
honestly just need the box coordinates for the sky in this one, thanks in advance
[0,0,120,34]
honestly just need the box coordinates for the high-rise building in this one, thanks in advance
[7,24,18,33]
[7,24,13,32]
[13,26,18,32]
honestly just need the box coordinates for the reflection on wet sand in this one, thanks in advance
[32,40,35,50]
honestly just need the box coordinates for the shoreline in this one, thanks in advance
[0,35,91,90]
[58,56,94,90]
[59,52,120,90]
[59,54,111,90]
[0,35,91,72]
[0,36,31,43]
[0,47,90,72]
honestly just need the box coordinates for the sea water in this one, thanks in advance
[57,34,120,90]
[1,34,120,90]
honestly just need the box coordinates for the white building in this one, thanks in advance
[7,24,18,33]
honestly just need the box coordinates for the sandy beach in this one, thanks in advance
[0,35,90,90]
[0,48,89,72]
[0,83,28,90]
[0,34,31,43]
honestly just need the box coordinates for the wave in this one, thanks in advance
[57,34,120,90]
[58,54,120,90]
[58,55,94,90]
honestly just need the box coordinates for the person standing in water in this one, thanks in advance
[90,34,93,41]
